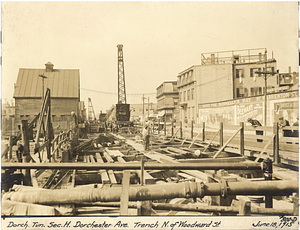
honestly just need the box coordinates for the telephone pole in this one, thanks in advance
[142,94,146,122]
[255,62,278,126]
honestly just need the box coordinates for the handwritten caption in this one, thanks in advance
[252,216,298,228]
[6,220,220,230]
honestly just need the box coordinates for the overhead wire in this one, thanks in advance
[80,87,156,96]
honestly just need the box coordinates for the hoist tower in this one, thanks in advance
[117,44,127,104]
[116,44,131,125]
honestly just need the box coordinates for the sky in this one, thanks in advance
[1,2,299,115]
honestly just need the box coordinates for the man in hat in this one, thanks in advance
[279,117,291,137]
[142,124,150,151]
[292,116,299,137]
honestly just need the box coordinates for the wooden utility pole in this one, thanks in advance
[21,120,31,186]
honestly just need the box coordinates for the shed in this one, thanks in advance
[13,62,80,133]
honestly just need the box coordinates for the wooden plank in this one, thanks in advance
[95,152,110,184]
[120,170,130,215]
[167,147,189,155]
[103,150,114,163]
[30,169,39,188]
[108,170,117,184]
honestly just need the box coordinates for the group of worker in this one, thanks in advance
[247,116,299,137]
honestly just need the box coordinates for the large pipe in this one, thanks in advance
[1,162,264,171]
[3,180,297,205]
[77,202,293,215]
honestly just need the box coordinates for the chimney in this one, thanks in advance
[45,62,54,72]
[289,66,291,74]
[211,54,215,64]
[259,53,262,62]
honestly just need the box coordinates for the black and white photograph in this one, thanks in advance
[1,1,299,229]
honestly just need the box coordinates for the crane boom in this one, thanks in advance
[88,98,96,121]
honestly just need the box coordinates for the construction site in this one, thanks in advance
[1,44,299,218]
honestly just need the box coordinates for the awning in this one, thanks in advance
[157,111,165,117]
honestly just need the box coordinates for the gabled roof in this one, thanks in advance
[13,68,80,98]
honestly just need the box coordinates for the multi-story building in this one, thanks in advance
[177,48,298,126]
[177,67,198,125]
[156,81,179,122]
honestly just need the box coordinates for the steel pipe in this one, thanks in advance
[77,202,293,215]
[3,180,297,205]
[1,162,264,171]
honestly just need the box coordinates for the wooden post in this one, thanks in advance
[219,122,223,147]
[120,170,130,215]
[164,116,166,136]
[8,135,13,160]
[240,122,244,157]
[273,122,280,164]
[264,158,273,208]
[141,157,145,186]
[292,193,299,216]
[191,120,194,139]
[180,121,183,139]
[202,122,205,141]
[238,198,251,216]
[171,119,174,137]
[140,201,152,216]
[21,120,31,186]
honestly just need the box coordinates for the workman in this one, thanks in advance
[279,117,292,137]
[247,118,262,128]
[247,118,263,142]
[292,116,299,137]
[142,125,150,151]
[16,140,23,163]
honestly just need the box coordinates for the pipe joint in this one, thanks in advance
[185,181,205,199]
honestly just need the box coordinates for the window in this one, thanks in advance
[180,92,182,102]
[250,68,254,77]
[250,68,261,78]
[191,88,194,100]
[236,88,247,98]
[236,69,244,78]
[174,99,178,106]
[251,87,263,96]
[187,90,190,101]
[183,91,186,101]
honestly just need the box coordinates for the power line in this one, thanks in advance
[80,87,156,96]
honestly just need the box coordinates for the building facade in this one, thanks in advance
[156,81,179,122]
[2,100,15,136]
[176,48,296,126]
[13,62,81,132]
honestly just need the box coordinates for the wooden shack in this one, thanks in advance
[13,62,80,133]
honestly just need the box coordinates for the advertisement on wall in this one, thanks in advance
[199,106,235,126]
[198,90,298,126]
[274,101,299,126]
[236,102,263,125]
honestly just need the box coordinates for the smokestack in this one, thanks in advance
[289,66,291,74]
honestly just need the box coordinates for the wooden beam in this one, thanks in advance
[213,127,242,159]
[95,153,110,184]
[120,170,130,215]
